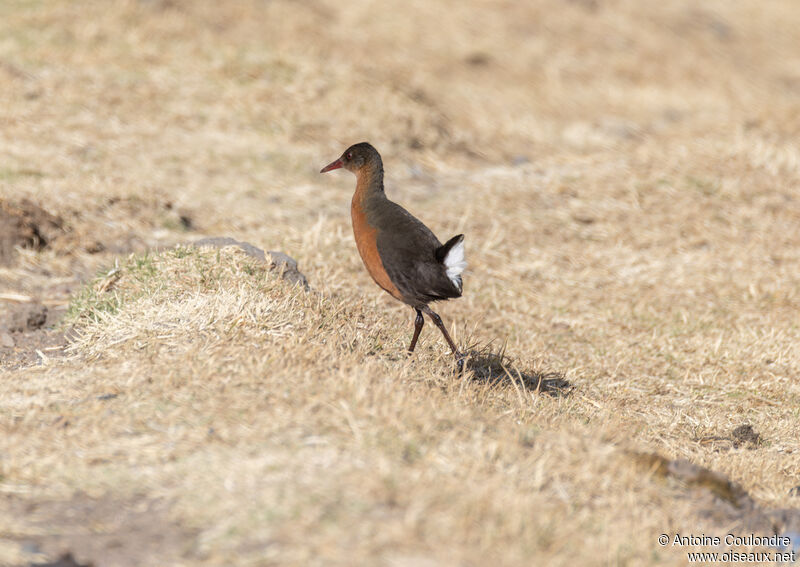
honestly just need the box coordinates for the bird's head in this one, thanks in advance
[320,142,381,174]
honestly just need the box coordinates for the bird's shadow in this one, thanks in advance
[461,345,573,397]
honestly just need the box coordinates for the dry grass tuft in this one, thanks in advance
[66,246,311,360]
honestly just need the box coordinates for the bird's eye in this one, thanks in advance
[346,152,353,160]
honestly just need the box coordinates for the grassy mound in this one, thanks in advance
[0,245,666,565]
[66,246,314,361]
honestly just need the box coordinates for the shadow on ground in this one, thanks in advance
[463,346,573,396]
[629,451,800,540]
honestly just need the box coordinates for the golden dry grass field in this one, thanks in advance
[1,0,800,565]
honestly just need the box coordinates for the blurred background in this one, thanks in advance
[3,0,799,333]
[2,0,798,245]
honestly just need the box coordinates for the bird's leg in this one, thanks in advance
[421,306,463,364]
[408,308,424,353]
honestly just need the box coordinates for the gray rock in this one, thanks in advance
[191,237,309,289]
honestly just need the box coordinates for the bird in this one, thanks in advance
[320,142,467,364]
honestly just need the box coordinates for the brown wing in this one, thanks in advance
[370,199,462,306]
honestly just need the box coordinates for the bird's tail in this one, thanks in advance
[437,234,466,291]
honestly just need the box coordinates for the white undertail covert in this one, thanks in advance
[444,239,466,291]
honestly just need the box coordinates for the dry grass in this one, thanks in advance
[2,0,800,565]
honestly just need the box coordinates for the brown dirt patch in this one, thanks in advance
[0,328,68,370]
[0,303,69,370]
[31,553,93,567]
[731,424,763,449]
[6,494,196,567]
[0,200,64,266]
[630,451,800,534]
[1,302,52,333]
[695,423,765,452]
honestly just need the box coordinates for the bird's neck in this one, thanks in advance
[353,163,385,206]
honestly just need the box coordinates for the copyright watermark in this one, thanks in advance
[658,533,797,563]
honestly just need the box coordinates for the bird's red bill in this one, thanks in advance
[320,159,343,173]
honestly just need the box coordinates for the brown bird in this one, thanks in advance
[321,142,466,363]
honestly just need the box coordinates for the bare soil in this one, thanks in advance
[0,200,64,266]
[7,493,195,567]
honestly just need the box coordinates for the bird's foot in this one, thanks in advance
[454,352,467,373]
